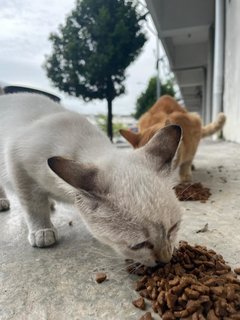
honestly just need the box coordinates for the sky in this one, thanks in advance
[0,0,158,115]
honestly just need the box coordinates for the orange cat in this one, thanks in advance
[120,95,226,182]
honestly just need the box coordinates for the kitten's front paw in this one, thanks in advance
[29,228,58,247]
[0,198,10,211]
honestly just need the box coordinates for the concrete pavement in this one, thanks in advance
[1,139,240,320]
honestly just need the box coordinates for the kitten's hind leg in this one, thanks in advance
[0,185,10,211]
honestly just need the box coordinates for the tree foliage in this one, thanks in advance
[44,0,147,140]
[134,77,175,119]
[96,114,126,136]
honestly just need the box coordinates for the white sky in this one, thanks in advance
[0,0,157,115]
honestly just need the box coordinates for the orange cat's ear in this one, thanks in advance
[119,129,140,148]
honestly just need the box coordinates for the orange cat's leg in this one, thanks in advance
[179,161,193,182]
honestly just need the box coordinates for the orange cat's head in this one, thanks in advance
[120,124,164,148]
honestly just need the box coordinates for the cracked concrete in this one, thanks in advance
[1,139,240,320]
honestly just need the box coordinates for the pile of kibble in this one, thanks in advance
[128,241,240,320]
[174,183,211,202]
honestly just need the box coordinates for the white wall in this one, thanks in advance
[223,0,240,143]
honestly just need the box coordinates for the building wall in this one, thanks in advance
[205,26,214,125]
[223,0,240,143]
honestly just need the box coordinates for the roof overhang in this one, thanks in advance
[146,0,215,112]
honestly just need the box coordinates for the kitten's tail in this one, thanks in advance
[201,113,226,138]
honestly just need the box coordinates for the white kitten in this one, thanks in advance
[0,93,182,266]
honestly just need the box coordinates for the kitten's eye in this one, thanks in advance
[129,240,154,251]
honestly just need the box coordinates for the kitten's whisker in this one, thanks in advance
[107,262,131,273]
[91,252,121,260]
[89,249,121,260]
[92,259,136,274]
[114,260,138,273]
[126,262,143,276]
[112,265,136,276]
[90,253,140,275]
[87,247,147,277]
[98,259,127,268]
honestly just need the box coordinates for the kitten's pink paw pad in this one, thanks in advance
[0,198,10,211]
[29,228,58,247]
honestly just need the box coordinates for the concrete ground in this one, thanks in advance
[1,139,240,320]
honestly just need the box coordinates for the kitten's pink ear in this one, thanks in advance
[142,125,182,171]
[119,129,140,148]
[48,156,99,192]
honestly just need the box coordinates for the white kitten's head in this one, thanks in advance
[48,125,182,266]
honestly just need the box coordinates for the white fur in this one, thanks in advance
[0,93,182,266]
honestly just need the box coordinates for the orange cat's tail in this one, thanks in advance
[201,113,226,138]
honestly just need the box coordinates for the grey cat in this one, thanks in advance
[0,93,182,266]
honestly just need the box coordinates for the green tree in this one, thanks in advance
[134,77,175,119]
[96,114,126,137]
[44,0,146,141]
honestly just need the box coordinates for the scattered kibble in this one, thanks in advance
[132,297,145,310]
[95,272,107,284]
[138,311,153,320]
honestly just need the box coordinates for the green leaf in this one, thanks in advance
[134,77,176,119]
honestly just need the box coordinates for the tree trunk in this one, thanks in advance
[107,97,113,141]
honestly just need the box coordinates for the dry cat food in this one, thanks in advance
[139,312,153,320]
[132,297,146,310]
[95,272,107,283]
[128,241,240,319]
[174,183,211,202]
[235,269,240,276]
